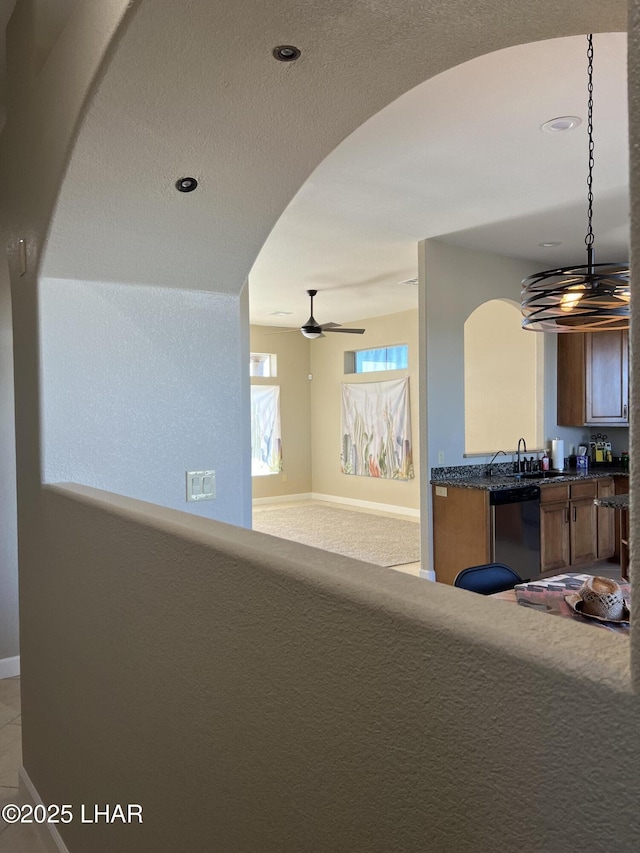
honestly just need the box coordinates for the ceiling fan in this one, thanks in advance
[299,290,365,339]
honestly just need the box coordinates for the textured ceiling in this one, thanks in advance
[41,0,627,327]
[249,32,628,327]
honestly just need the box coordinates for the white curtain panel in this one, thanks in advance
[341,377,414,479]
[250,385,282,476]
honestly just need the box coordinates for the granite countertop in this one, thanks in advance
[431,467,628,491]
[593,493,629,509]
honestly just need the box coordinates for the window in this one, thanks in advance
[347,345,408,374]
[250,352,277,378]
[250,385,282,476]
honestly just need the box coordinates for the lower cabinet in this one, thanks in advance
[596,477,615,561]
[433,476,620,584]
[613,475,629,564]
[539,481,597,573]
[432,485,490,585]
[540,500,571,572]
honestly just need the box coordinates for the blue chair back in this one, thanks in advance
[453,562,523,595]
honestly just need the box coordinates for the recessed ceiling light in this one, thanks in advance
[541,116,581,133]
[272,45,301,62]
[539,241,562,247]
[269,311,292,316]
[175,177,198,192]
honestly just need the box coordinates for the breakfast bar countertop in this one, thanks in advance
[593,492,630,509]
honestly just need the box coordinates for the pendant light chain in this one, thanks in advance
[585,34,595,254]
[521,31,629,333]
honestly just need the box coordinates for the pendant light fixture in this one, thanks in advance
[521,34,630,332]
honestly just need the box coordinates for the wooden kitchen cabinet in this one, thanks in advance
[539,481,596,573]
[557,330,629,426]
[613,475,629,564]
[540,500,571,572]
[596,477,615,561]
[432,485,490,585]
[433,475,619,584]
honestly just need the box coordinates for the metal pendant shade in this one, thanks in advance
[521,35,630,332]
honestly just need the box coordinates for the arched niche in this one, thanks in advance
[464,298,544,455]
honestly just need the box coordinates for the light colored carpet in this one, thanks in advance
[252,504,420,567]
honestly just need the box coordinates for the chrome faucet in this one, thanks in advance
[486,449,507,477]
[517,437,527,472]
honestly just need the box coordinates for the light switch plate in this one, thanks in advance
[186,470,216,501]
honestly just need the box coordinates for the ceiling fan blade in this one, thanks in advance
[264,327,300,335]
[319,322,341,329]
[324,327,365,334]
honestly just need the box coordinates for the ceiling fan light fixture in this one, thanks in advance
[301,327,324,339]
[297,290,365,338]
[522,35,630,333]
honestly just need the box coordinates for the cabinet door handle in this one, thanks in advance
[565,506,570,523]
[572,506,577,523]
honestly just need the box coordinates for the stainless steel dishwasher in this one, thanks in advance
[490,485,541,582]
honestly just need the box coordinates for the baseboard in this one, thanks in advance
[419,568,436,581]
[0,655,20,679]
[311,493,420,518]
[18,767,70,853]
[252,493,312,506]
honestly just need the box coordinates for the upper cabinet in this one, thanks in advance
[557,330,629,426]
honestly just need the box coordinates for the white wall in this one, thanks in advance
[40,278,251,525]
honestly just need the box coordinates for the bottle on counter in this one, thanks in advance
[622,451,629,472]
[541,451,550,471]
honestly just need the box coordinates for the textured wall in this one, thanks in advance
[40,278,251,524]
[27,483,638,853]
[628,0,640,684]
[0,265,18,662]
[2,0,639,850]
[0,0,135,666]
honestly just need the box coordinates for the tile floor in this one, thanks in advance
[0,678,48,852]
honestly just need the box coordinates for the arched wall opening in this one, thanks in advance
[35,12,629,537]
[464,298,544,455]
